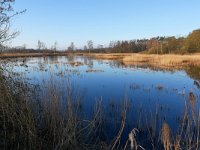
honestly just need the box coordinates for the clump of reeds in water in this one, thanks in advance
[0,69,38,149]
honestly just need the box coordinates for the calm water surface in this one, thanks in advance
[5,56,200,145]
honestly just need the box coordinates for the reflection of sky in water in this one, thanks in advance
[5,56,200,144]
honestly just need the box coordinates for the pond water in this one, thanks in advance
[4,56,200,147]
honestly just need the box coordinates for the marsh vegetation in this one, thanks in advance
[1,56,200,149]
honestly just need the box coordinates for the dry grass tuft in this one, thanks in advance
[161,123,172,150]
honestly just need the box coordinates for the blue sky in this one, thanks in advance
[11,0,200,49]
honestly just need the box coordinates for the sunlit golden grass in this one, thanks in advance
[123,54,200,68]
[81,53,200,68]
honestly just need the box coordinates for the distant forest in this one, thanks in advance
[2,28,200,54]
[90,28,200,54]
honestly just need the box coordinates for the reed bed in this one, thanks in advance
[81,53,200,69]
[123,54,200,68]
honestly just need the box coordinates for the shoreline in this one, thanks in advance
[0,52,69,58]
[1,52,200,69]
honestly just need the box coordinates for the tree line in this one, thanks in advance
[49,29,200,54]
[66,29,200,54]
[82,29,200,54]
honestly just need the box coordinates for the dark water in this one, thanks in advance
[5,56,200,146]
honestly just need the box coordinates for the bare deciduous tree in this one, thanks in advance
[0,0,26,47]
[70,42,75,51]
[84,45,87,51]
[37,40,42,50]
[87,40,93,53]
[37,40,46,50]
[51,41,58,52]
[67,42,75,51]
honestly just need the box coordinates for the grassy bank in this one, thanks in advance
[80,53,200,69]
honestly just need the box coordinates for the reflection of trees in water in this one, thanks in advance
[37,57,47,71]
[42,57,49,64]
[83,57,94,69]
[109,60,151,69]
[87,58,93,69]
[109,60,124,68]
[83,57,88,65]
[185,66,200,90]
[185,66,200,80]
[66,55,75,62]
[48,56,59,64]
